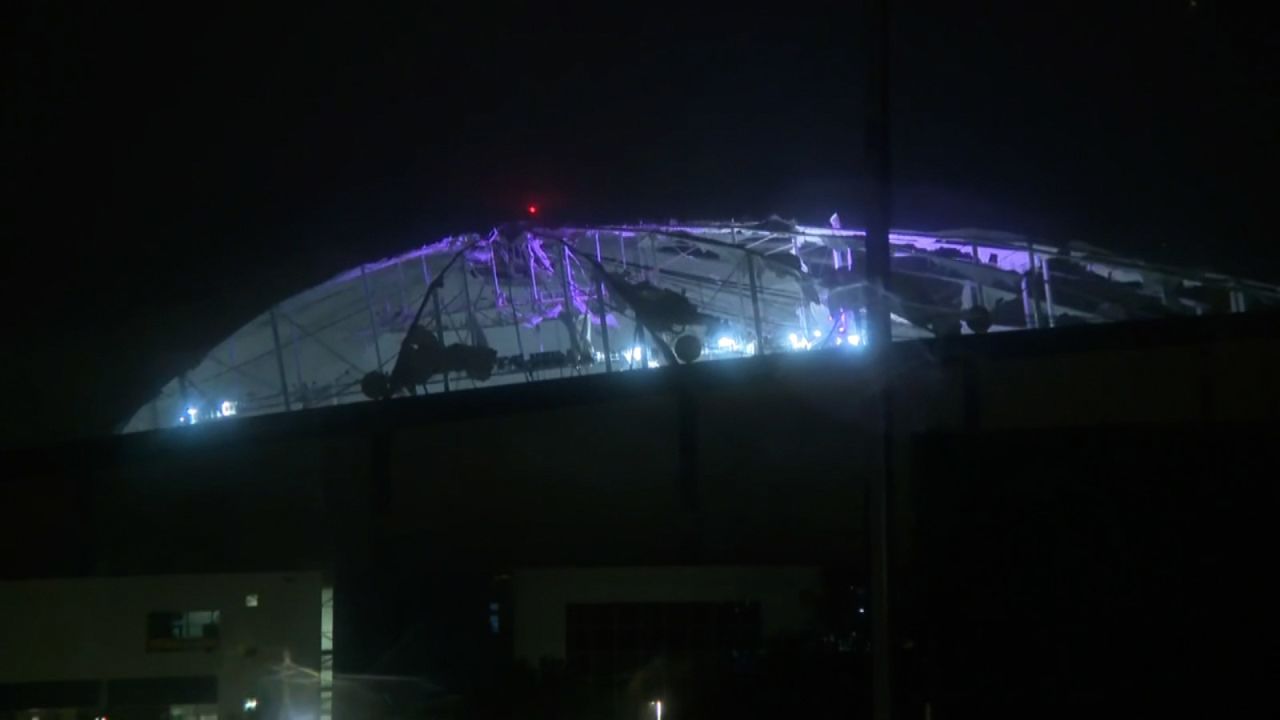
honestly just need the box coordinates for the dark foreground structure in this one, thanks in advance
[3,311,1277,718]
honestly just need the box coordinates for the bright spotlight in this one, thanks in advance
[848,333,862,346]
[220,400,238,417]
[243,697,259,712]
[787,332,810,351]
[716,336,738,351]
[812,329,823,338]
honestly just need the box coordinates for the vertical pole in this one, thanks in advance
[648,235,658,283]
[290,321,303,386]
[421,256,450,392]
[360,266,385,370]
[459,259,477,335]
[643,236,658,367]
[177,373,192,422]
[1041,255,1057,328]
[527,234,541,303]
[970,241,986,307]
[1021,274,1038,329]
[559,242,579,370]
[745,253,765,355]
[865,1,894,719]
[269,307,293,412]
[1229,289,1246,313]
[492,245,527,364]
[793,237,812,339]
[595,232,612,373]
[1026,242,1045,327]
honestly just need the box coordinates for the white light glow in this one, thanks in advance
[848,333,862,346]
[243,697,259,711]
[788,333,810,351]
[622,346,644,363]
[836,336,843,345]
[647,360,660,369]
[812,329,823,338]
[185,406,199,424]
[651,700,663,720]
[220,400,237,417]
[716,335,738,351]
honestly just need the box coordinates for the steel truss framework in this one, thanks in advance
[123,219,1280,433]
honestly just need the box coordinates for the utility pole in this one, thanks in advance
[865,1,895,719]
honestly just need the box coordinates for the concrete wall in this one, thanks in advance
[512,566,823,664]
[0,572,322,719]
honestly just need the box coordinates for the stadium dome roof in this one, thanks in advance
[122,219,1280,433]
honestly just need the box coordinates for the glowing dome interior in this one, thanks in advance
[122,219,1279,433]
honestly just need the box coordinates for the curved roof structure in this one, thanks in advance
[122,219,1280,433]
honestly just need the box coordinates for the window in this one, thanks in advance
[169,704,217,720]
[245,593,259,607]
[147,610,220,651]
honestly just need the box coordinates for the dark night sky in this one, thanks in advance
[4,1,1276,444]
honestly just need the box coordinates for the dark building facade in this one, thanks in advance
[3,313,1277,718]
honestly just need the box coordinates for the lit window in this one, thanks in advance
[169,705,217,720]
[245,593,259,607]
[147,610,220,651]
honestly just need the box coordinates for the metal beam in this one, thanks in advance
[268,307,293,412]
[360,266,385,371]
[1041,255,1057,327]
[595,232,612,372]
[421,256,450,392]
[278,313,365,376]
